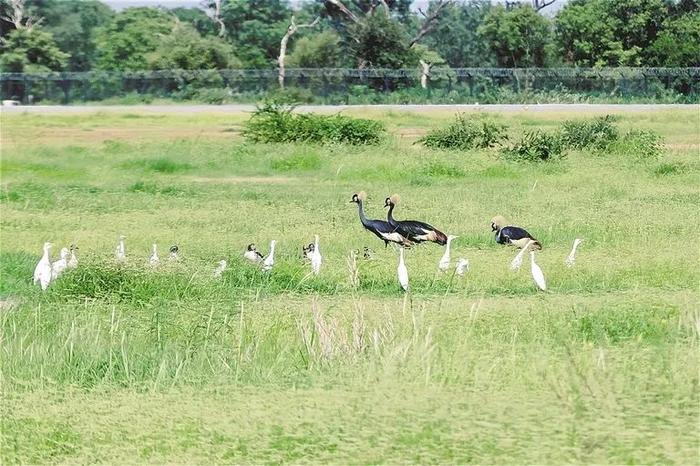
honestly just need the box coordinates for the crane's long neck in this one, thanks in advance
[357,201,370,227]
[387,203,397,225]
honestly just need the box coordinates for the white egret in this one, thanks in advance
[438,235,458,272]
[310,235,322,275]
[33,242,52,291]
[262,240,276,271]
[565,238,583,267]
[510,240,535,271]
[149,244,159,266]
[455,258,469,276]
[115,235,126,261]
[397,247,409,292]
[530,251,547,291]
[51,247,69,280]
[67,244,78,269]
[213,260,227,278]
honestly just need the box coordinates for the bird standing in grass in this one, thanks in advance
[244,244,263,264]
[302,243,314,261]
[397,247,409,291]
[67,244,78,269]
[351,192,412,247]
[385,194,447,245]
[455,258,469,276]
[51,247,69,280]
[565,238,583,267]
[363,247,374,260]
[213,260,227,278]
[169,245,179,261]
[438,235,458,272]
[33,242,52,291]
[262,240,276,272]
[311,235,322,275]
[115,235,126,261]
[491,215,542,250]
[530,251,547,291]
[149,244,159,266]
[510,239,535,271]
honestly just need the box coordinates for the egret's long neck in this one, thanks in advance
[357,201,370,226]
[399,248,404,264]
[269,243,275,255]
[314,235,319,249]
[42,247,50,260]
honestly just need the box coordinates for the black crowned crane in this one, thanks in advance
[384,194,447,246]
[350,192,413,247]
[491,215,542,250]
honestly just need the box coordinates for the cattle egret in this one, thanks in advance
[115,235,126,261]
[262,240,276,271]
[51,247,69,280]
[149,244,159,266]
[565,238,583,267]
[67,244,78,269]
[397,247,409,291]
[213,260,227,278]
[510,240,535,271]
[311,235,322,275]
[455,258,469,276]
[530,251,547,291]
[244,244,263,263]
[33,242,52,291]
[438,235,458,272]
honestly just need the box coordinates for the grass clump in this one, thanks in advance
[270,152,322,171]
[418,113,507,150]
[610,130,664,160]
[560,115,619,150]
[653,161,687,176]
[501,130,564,162]
[243,102,385,145]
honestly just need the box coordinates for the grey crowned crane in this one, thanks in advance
[384,194,447,246]
[350,192,412,247]
[244,243,263,264]
[302,243,314,261]
[491,215,542,250]
[169,245,179,260]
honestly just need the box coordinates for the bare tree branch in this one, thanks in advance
[2,0,43,31]
[204,0,226,37]
[533,0,557,11]
[326,0,360,23]
[378,0,391,18]
[278,15,320,88]
[410,0,453,47]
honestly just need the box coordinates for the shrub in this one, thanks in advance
[242,102,385,145]
[560,115,619,150]
[610,130,664,160]
[501,130,565,162]
[418,114,507,150]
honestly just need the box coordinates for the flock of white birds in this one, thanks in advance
[32,233,583,293]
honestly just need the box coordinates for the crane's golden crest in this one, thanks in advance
[390,194,401,205]
[491,215,507,228]
[357,191,367,201]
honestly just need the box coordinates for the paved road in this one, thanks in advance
[1,103,697,115]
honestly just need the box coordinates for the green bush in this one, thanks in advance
[560,115,619,150]
[610,130,664,160]
[501,130,565,162]
[242,102,385,145]
[418,114,507,150]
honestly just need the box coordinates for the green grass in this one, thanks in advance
[1,107,699,464]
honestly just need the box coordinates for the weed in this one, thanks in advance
[610,129,665,160]
[501,130,565,162]
[560,115,619,151]
[418,114,507,150]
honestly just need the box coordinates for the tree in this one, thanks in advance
[1,0,42,31]
[646,11,700,66]
[348,11,416,67]
[218,0,292,68]
[555,0,667,66]
[94,7,174,71]
[278,15,320,88]
[171,7,216,37]
[287,30,344,68]
[147,22,240,70]
[478,4,551,67]
[423,0,495,67]
[0,27,68,72]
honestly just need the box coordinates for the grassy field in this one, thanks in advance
[1,106,698,464]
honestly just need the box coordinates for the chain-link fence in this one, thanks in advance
[1,67,698,104]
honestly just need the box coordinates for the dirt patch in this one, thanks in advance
[188,176,297,184]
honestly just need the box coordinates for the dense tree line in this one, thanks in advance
[0,0,698,74]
